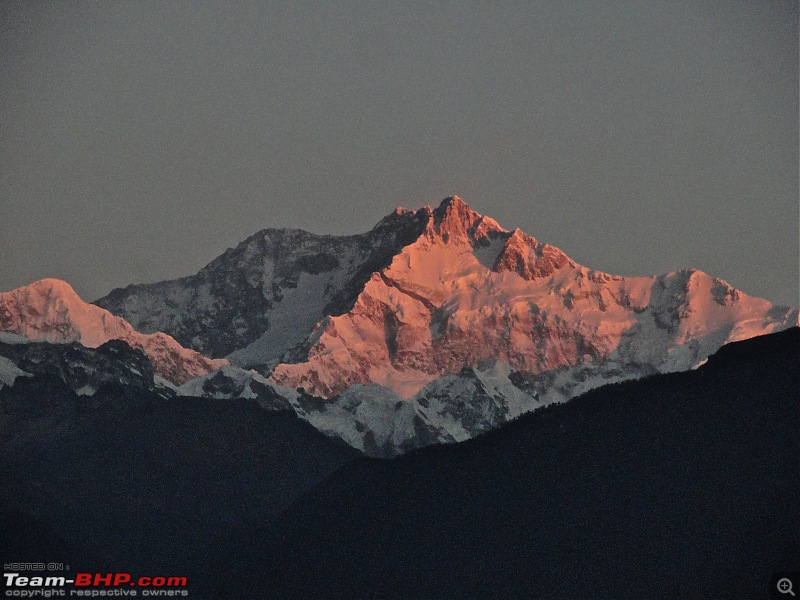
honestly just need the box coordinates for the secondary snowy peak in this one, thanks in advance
[493,228,571,280]
[2,279,125,346]
[95,208,431,361]
[0,279,228,384]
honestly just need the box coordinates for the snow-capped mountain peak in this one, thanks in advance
[89,195,798,455]
[0,278,228,384]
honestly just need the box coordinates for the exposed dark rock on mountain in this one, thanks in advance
[0,337,169,397]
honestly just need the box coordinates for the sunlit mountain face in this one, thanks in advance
[1,197,797,456]
[265,196,795,398]
[0,278,227,385]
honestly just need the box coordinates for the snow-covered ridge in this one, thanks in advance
[94,195,797,399]
[172,358,541,458]
[0,279,228,384]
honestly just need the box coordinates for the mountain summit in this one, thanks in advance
[428,195,505,243]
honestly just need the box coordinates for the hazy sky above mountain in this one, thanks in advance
[1,1,797,305]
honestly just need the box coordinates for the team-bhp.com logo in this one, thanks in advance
[4,572,188,597]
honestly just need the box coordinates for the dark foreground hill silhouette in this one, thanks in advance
[0,381,360,577]
[1,329,797,599]
[222,328,799,599]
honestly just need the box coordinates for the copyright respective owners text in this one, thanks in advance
[3,564,189,598]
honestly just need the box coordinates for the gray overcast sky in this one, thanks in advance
[1,1,797,305]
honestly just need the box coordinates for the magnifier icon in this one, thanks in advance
[778,578,795,596]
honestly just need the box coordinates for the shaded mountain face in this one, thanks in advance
[220,328,800,600]
[96,196,797,401]
[2,327,795,599]
[0,279,227,384]
[95,209,431,361]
